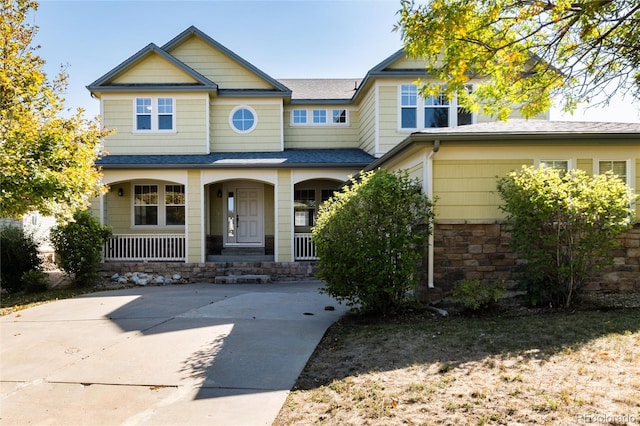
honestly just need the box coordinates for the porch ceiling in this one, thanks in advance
[97,148,376,169]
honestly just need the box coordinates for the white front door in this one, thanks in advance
[225,185,263,245]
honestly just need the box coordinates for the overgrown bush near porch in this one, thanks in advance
[497,166,637,308]
[51,210,112,286]
[313,169,435,315]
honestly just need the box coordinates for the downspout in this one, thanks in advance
[426,140,440,288]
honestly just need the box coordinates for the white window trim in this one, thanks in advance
[595,159,633,187]
[229,105,258,134]
[290,108,350,127]
[397,84,475,132]
[133,97,176,134]
[131,183,185,230]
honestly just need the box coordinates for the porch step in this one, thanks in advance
[221,247,265,256]
[214,274,271,284]
[207,255,274,262]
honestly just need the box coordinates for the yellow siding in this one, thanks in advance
[277,170,292,261]
[210,101,281,152]
[636,159,640,220]
[387,56,428,70]
[102,97,208,154]
[433,159,532,220]
[112,53,198,84]
[358,87,377,154]
[577,158,593,174]
[186,171,202,263]
[283,107,359,149]
[264,185,275,235]
[168,37,273,89]
[378,85,400,154]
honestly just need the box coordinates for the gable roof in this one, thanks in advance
[162,26,291,94]
[87,43,218,93]
[87,26,291,97]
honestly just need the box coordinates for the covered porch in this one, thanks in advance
[99,172,347,263]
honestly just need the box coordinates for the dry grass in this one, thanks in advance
[274,296,640,425]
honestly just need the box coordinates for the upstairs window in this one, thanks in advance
[229,105,257,133]
[399,84,473,130]
[312,109,327,124]
[292,109,307,124]
[332,109,347,124]
[400,84,418,128]
[292,109,349,126]
[135,97,174,132]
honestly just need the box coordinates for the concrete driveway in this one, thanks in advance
[0,281,348,425]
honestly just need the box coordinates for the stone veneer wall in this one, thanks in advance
[418,221,640,299]
[100,261,318,283]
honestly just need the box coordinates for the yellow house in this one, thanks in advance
[88,26,639,290]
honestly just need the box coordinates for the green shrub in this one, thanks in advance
[50,210,111,286]
[21,270,49,294]
[313,168,435,316]
[0,225,42,293]
[497,166,637,307]
[451,279,505,312]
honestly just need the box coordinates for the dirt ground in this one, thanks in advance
[274,293,640,425]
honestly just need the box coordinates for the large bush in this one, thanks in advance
[497,166,637,307]
[313,168,435,315]
[51,210,112,286]
[0,225,42,293]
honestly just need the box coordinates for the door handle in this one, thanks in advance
[236,215,239,228]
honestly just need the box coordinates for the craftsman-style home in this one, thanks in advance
[89,26,639,292]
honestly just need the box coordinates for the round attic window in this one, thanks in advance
[229,106,257,134]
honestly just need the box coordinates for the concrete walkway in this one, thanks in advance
[0,281,348,425]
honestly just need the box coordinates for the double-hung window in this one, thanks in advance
[294,189,316,227]
[598,160,627,181]
[134,184,185,227]
[400,84,473,130]
[400,84,418,128]
[135,97,174,132]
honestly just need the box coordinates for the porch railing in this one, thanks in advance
[104,234,186,262]
[294,233,318,260]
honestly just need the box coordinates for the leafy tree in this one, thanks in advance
[496,165,637,307]
[313,169,435,315]
[0,0,111,221]
[50,210,112,286]
[396,0,640,120]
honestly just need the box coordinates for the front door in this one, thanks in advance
[225,185,263,245]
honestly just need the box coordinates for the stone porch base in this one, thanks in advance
[100,261,318,283]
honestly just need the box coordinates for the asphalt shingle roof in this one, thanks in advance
[97,148,376,168]
[413,119,640,135]
[278,79,361,100]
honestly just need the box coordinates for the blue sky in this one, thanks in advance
[32,0,639,122]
